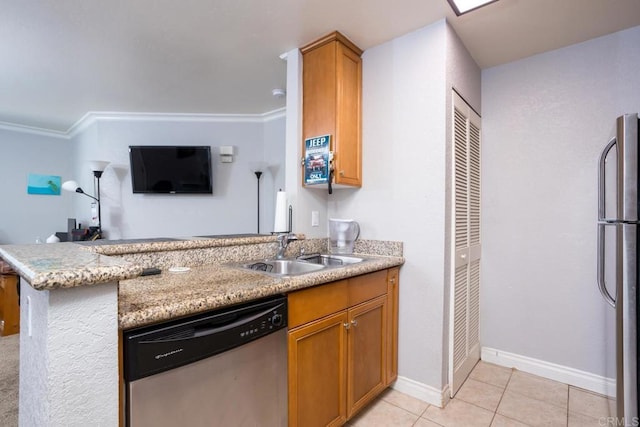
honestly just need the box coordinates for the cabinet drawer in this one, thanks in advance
[348,270,387,307]
[288,280,348,329]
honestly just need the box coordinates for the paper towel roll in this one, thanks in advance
[46,233,60,243]
[273,190,288,233]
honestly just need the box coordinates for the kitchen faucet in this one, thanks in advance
[276,233,298,259]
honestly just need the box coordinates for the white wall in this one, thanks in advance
[284,48,329,239]
[69,113,286,239]
[262,115,287,233]
[335,21,447,390]
[327,20,479,397]
[0,127,73,244]
[481,25,640,381]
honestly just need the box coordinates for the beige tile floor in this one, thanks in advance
[348,361,616,427]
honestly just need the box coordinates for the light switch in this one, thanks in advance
[311,211,319,227]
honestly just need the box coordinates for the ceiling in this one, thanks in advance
[2,0,639,133]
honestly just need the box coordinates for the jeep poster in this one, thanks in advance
[304,134,331,185]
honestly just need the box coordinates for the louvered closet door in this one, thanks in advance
[449,91,481,398]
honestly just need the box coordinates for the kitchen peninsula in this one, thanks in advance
[0,235,403,426]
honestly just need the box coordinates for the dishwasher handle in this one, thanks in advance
[142,302,286,343]
[193,302,285,338]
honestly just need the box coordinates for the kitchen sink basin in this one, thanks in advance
[235,254,366,277]
[240,259,326,276]
[297,254,364,266]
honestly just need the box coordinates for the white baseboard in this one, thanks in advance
[481,347,615,397]
[391,375,450,408]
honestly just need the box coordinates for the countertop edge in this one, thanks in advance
[0,243,144,290]
[82,235,293,256]
[30,265,144,290]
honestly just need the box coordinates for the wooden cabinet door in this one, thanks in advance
[288,311,348,427]
[386,268,400,385]
[347,296,387,418]
[334,41,362,187]
[302,39,337,145]
[0,274,19,336]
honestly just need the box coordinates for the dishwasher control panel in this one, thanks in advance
[239,310,285,337]
[123,295,287,381]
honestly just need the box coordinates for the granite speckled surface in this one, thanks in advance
[0,242,142,290]
[0,236,403,329]
[83,234,284,256]
[119,253,403,329]
[111,238,333,270]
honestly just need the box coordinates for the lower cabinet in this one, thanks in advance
[0,274,20,336]
[347,295,387,417]
[288,311,348,427]
[287,268,399,427]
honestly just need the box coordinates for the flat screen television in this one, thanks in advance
[129,146,213,194]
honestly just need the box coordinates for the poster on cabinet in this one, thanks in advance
[304,134,331,185]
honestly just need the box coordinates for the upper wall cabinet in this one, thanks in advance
[301,31,363,188]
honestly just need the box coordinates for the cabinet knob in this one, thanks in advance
[339,170,345,176]
[389,278,396,285]
[343,322,350,330]
[351,319,358,327]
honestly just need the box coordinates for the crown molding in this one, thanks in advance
[262,107,286,122]
[0,120,69,139]
[67,109,287,139]
[1,108,287,140]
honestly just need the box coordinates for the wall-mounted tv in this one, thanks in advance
[129,146,213,194]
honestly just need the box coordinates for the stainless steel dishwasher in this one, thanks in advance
[123,295,287,427]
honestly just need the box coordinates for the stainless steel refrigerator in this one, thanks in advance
[598,113,639,425]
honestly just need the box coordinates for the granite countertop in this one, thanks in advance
[0,242,142,290]
[119,254,403,330]
[81,234,278,256]
[0,235,404,330]
[0,235,282,290]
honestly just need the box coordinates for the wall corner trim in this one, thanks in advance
[481,347,615,397]
[392,375,450,408]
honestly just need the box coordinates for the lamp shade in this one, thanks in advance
[249,161,268,173]
[88,160,110,173]
[62,180,79,192]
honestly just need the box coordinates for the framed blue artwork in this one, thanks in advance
[27,174,61,195]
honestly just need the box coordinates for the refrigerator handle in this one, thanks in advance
[598,137,617,221]
[597,223,616,307]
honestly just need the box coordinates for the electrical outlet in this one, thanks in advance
[311,211,319,227]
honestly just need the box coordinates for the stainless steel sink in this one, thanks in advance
[235,254,365,277]
[239,259,326,276]
[297,254,364,266]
